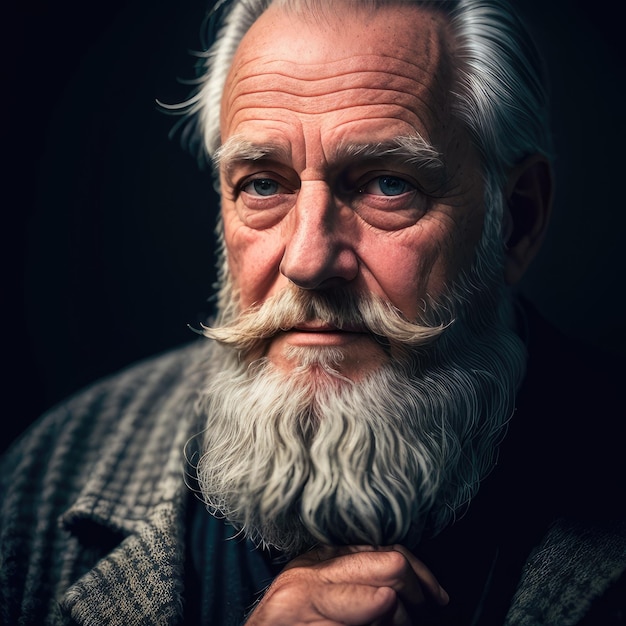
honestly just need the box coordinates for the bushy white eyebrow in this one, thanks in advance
[213,137,291,173]
[332,135,444,173]
[214,133,445,180]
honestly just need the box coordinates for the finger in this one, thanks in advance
[253,579,398,626]
[326,544,449,607]
[312,583,397,625]
[291,545,449,607]
[293,547,425,611]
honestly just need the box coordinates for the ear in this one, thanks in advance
[502,154,554,285]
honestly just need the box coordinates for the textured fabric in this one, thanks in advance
[1,306,625,625]
[1,340,211,625]
[505,519,626,625]
[184,494,282,626]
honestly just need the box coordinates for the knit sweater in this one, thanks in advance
[1,341,208,625]
[1,315,625,625]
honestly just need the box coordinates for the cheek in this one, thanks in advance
[363,213,482,320]
[367,243,443,319]
[223,213,285,308]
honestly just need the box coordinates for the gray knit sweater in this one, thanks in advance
[1,339,624,625]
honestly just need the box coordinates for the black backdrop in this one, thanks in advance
[4,0,625,451]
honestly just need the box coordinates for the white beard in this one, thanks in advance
[193,182,527,556]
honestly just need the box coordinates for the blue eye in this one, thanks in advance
[244,178,280,197]
[379,176,409,195]
[361,176,412,196]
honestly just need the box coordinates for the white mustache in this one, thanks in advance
[201,285,450,355]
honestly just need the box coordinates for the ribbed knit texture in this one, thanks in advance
[1,340,210,625]
[504,519,626,625]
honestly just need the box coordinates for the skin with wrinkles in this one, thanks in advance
[249,545,449,625]
[219,2,485,381]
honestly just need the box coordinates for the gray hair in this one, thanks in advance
[170,0,552,188]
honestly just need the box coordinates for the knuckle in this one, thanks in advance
[378,549,410,577]
[268,582,302,604]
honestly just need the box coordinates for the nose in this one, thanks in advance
[280,183,358,290]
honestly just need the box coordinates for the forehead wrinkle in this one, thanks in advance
[230,55,445,97]
[228,83,442,117]
[224,56,451,133]
[225,92,442,131]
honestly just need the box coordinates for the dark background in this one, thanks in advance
[4,0,625,451]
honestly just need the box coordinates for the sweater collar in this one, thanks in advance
[57,344,210,624]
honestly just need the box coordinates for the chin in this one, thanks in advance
[267,336,391,382]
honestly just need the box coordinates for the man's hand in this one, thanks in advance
[245,545,449,625]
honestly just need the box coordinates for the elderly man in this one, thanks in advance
[2,0,624,624]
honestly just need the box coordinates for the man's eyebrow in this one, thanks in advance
[213,134,446,181]
[213,137,291,174]
[333,135,444,174]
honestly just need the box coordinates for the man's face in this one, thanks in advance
[218,2,485,378]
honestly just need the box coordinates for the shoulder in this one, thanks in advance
[0,338,217,624]
[0,338,214,516]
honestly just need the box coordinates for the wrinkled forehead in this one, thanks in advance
[220,1,457,126]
